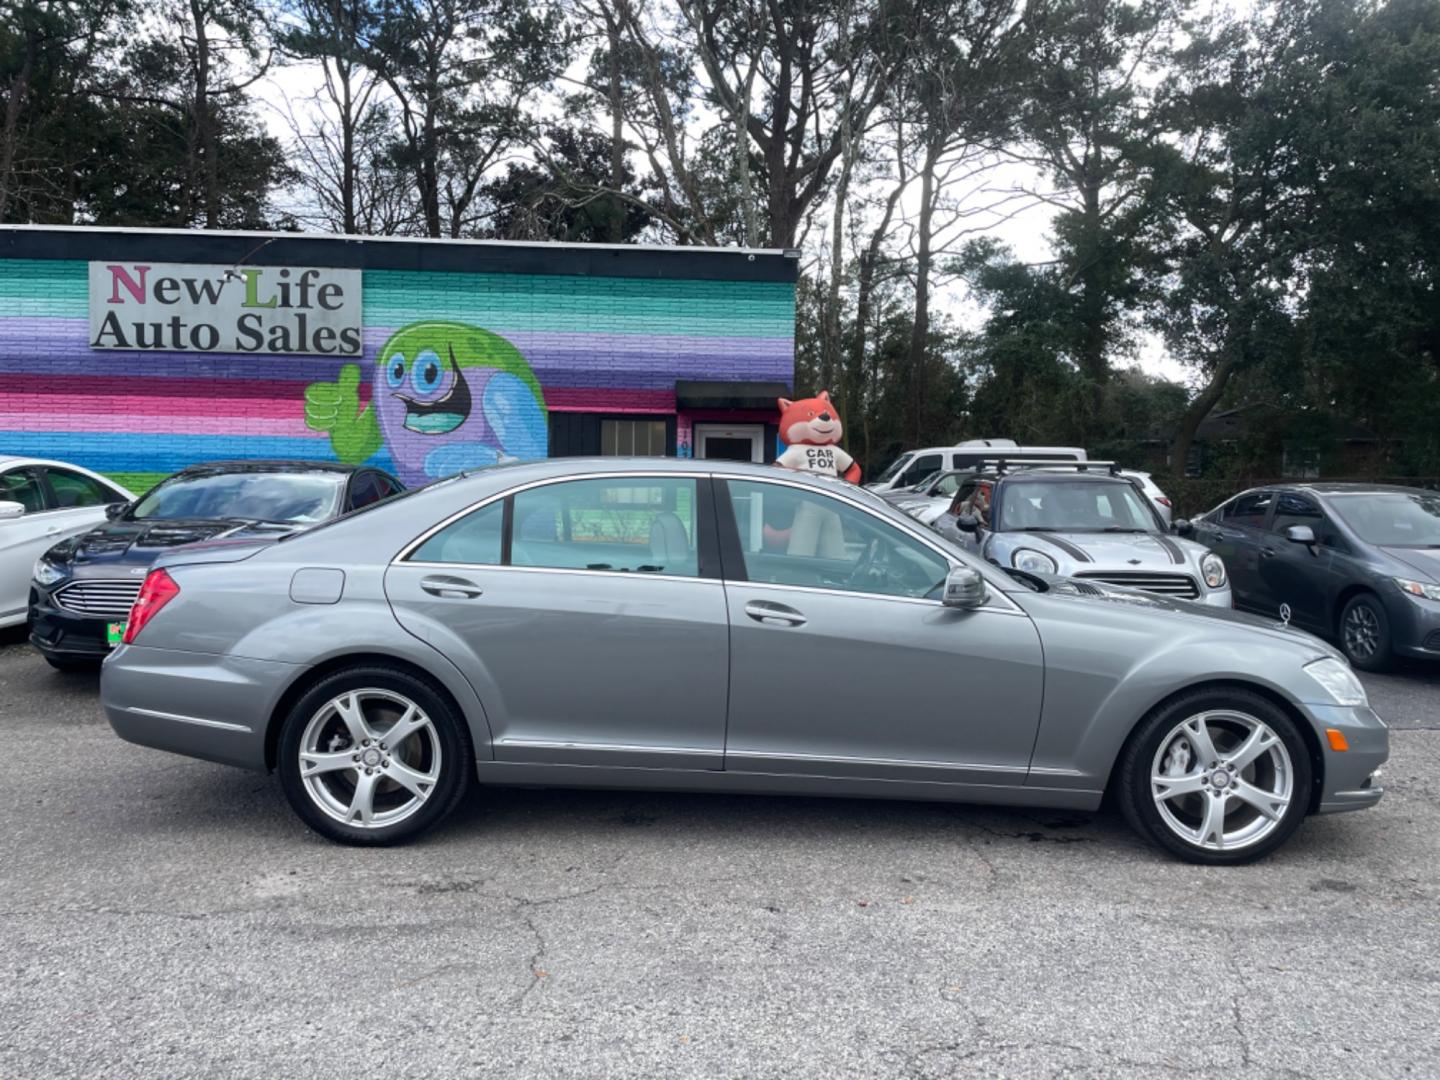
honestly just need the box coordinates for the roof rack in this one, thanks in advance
[977,458,1123,476]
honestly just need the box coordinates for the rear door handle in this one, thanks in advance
[744,600,806,627]
[420,575,483,599]
[1259,547,1277,559]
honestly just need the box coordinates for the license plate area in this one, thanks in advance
[106,621,126,647]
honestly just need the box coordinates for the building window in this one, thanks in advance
[1282,446,1321,479]
[602,419,668,456]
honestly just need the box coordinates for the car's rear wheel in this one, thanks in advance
[278,666,473,845]
[1339,593,1392,672]
[1117,689,1311,865]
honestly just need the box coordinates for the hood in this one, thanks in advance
[1012,530,1193,570]
[44,518,299,570]
[1381,545,1440,583]
[1040,575,1339,656]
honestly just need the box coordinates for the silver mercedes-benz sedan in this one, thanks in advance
[100,459,1387,864]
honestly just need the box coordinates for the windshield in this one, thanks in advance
[1327,492,1440,547]
[130,471,347,524]
[997,480,1159,533]
[874,453,914,484]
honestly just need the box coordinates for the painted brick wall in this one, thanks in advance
[0,252,795,491]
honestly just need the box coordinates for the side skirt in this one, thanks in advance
[472,761,1104,811]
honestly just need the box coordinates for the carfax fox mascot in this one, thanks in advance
[768,390,858,557]
[775,391,862,483]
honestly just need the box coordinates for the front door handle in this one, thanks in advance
[1259,547,1277,559]
[744,600,806,627]
[420,574,483,599]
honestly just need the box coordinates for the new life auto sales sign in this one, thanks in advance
[88,262,363,356]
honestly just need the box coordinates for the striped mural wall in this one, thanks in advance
[0,255,795,492]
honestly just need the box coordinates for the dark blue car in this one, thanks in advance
[29,461,403,669]
[1194,483,1440,670]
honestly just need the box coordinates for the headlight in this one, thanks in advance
[32,558,67,587]
[1304,657,1368,707]
[1395,577,1440,601]
[1201,552,1227,589]
[1012,548,1057,574]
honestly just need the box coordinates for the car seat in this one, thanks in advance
[648,512,693,571]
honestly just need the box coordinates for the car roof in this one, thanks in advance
[1281,482,1435,496]
[169,459,369,478]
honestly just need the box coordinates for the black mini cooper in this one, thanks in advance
[29,460,402,669]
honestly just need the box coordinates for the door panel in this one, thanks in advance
[387,565,730,768]
[1257,494,1340,632]
[718,478,1043,784]
[1196,491,1273,610]
[0,468,55,622]
[724,583,1045,783]
[387,474,729,770]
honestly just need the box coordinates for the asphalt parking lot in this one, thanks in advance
[2,631,1437,1079]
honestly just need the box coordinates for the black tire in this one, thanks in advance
[277,665,473,846]
[44,654,101,673]
[1338,593,1392,672]
[1116,687,1312,865]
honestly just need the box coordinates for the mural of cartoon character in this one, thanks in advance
[775,391,861,483]
[305,321,548,485]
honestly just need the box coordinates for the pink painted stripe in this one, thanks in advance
[0,412,318,437]
[0,391,303,419]
[545,387,675,412]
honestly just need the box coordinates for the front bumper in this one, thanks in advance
[28,586,115,660]
[1305,703,1389,814]
[1200,585,1233,608]
[1385,591,1440,660]
[102,644,298,770]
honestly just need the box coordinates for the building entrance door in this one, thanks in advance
[695,424,764,463]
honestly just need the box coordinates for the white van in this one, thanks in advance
[865,440,1087,494]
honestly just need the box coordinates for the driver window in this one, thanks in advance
[727,480,949,600]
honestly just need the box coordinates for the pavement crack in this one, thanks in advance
[1222,928,1254,1069]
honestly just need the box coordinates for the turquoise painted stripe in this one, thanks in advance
[0,261,796,336]
[0,431,333,474]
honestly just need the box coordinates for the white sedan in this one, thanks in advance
[0,456,133,629]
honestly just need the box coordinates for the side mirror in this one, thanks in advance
[1283,524,1316,547]
[0,500,24,520]
[1171,518,1194,536]
[941,565,988,609]
[105,501,128,521]
[956,513,980,533]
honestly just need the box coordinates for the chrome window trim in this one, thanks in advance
[716,472,1024,614]
[396,470,711,565]
[723,578,1025,615]
[392,467,1023,614]
[402,560,723,587]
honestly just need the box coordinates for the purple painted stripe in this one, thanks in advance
[0,316,792,372]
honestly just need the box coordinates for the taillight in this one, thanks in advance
[1158,497,1172,507]
[122,568,180,644]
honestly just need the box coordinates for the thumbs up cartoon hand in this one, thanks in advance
[304,364,382,464]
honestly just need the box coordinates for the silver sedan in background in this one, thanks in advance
[100,459,1387,864]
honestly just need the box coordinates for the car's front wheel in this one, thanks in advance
[1117,689,1312,865]
[1339,593,1392,672]
[277,666,473,845]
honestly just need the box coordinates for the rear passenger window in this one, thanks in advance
[511,477,698,577]
[411,501,505,565]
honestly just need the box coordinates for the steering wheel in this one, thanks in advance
[845,537,885,589]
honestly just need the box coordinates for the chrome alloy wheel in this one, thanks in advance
[1150,711,1294,852]
[298,689,442,829]
[1343,604,1381,661]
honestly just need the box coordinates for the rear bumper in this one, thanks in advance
[1305,704,1389,814]
[101,644,297,770]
